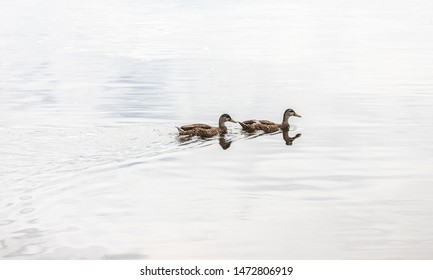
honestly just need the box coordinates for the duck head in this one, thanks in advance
[220,113,237,123]
[284,108,301,119]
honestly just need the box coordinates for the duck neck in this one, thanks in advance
[281,112,290,128]
[218,118,228,133]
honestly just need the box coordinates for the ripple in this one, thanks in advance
[0,220,14,226]
[2,0,433,260]
[19,208,35,214]
[4,243,47,258]
[103,253,147,260]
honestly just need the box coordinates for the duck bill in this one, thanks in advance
[230,119,237,123]
[294,113,301,118]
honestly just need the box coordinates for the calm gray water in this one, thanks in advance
[1,0,433,259]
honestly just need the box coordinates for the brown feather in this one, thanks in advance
[239,120,259,132]
[181,124,212,131]
[196,127,219,137]
[256,123,280,133]
[177,113,235,138]
[258,120,275,125]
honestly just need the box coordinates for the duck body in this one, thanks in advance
[177,124,223,137]
[238,120,260,133]
[256,120,285,133]
[177,114,236,138]
[243,109,301,133]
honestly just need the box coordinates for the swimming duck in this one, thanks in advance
[239,109,301,133]
[176,114,237,138]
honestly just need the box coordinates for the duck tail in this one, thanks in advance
[238,122,248,129]
[175,126,184,133]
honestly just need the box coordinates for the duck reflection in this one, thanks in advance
[178,129,300,150]
[240,129,301,146]
[282,129,302,146]
[219,136,232,150]
[220,130,301,149]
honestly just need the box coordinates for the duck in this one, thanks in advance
[239,108,301,133]
[176,114,237,138]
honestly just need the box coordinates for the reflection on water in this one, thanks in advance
[179,126,302,150]
[2,0,433,259]
[219,136,232,150]
[282,130,302,146]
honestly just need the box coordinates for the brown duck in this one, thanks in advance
[239,109,301,133]
[176,114,237,138]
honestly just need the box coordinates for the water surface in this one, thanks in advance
[1,0,433,259]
